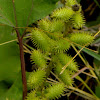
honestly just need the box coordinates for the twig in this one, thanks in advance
[71,67,92,79]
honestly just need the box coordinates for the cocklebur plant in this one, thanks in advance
[26,0,95,100]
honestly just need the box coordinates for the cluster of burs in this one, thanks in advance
[26,0,94,100]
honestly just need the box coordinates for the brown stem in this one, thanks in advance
[12,0,27,99]
[16,29,27,100]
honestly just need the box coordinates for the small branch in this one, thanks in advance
[67,86,98,100]
[71,67,93,79]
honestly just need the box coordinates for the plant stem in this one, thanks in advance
[68,86,98,100]
[16,29,27,100]
[76,76,98,99]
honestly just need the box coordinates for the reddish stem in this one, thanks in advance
[16,29,27,100]
[12,0,28,99]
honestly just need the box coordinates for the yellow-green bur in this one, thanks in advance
[51,7,75,21]
[69,32,94,46]
[57,53,78,71]
[38,19,51,31]
[45,83,65,99]
[25,91,40,100]
[50,19,65,33]
[55,62,73,86]
[72,13,85,29]
[53,39,70,53]
[38,19,65,33]
[31,50,47,69]
[65,0,77,7]
[27,70,46,89]
[38,19,64,40]
[31,29,50,51]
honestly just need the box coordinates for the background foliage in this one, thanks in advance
[0,0,100,99]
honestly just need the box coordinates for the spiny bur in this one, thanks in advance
[27,70,46,89]
[45,83,65,99]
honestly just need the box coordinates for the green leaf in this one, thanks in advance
[86,15,100,27]
[0,0,59,34]
[0,1,15,26]
[78,46,100,61]
[77,0,81,3]
[0,25,20,82]
[94,59,100,80]
[93,0,100,8]
[0,72,30,100]
[0,72,23,100]
[92,37,100,45]
[95,85,100,98]
[0,81,10,96]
